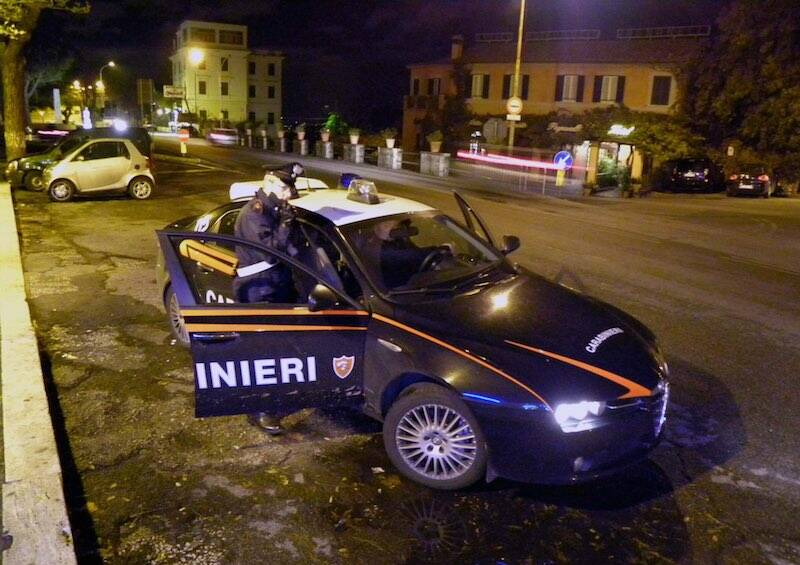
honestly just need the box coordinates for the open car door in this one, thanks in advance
[453,191,496,248]
[157,230,369,417]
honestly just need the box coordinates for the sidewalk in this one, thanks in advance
[0,182,76,564]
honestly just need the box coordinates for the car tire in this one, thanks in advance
[128,176,154,200]
[49,179,75,202]
[383,383,488,490]
[165,285,190,347]
[24,171,44,191]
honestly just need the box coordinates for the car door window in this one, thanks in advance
[79,141,122,161]
[297,223,363,301]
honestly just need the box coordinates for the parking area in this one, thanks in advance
[11,149,800,563]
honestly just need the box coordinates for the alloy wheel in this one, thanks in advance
[395,403,477,480]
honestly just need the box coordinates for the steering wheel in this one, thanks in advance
[417,247,451,274]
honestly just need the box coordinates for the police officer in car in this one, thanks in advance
[233,164,305,433]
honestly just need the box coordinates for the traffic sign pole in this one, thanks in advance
[179,128,189,156]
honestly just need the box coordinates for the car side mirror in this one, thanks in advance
[75,155,85,162]
[501,235,520,255]
[308,283,338,311]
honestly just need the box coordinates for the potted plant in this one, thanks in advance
[349,128,361,145]
[381,127,398,149]
[296,122,306,141]
[426,129,443,153]
[320,126,331,143]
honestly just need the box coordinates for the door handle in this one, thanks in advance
[193,332,239,343]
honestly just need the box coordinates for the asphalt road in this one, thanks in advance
[12,139,800,564]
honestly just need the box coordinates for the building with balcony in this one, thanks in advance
[403,27,707,183]
[169,20,283,126]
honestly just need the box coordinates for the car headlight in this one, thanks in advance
[553,401,607,433]
[7,160,17,172]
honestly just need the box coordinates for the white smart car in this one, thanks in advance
[43,137,155,202]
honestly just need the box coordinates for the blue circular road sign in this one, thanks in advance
[553,150,574,170]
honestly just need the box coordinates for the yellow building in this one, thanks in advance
[170,21,283,127]
[403,27,707,181]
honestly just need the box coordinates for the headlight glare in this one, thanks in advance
[554,401,606,432]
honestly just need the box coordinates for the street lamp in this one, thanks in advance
[97,61,115,116]
[186,48,205,115]
[508,0,527,152]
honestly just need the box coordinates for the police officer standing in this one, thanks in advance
[233,162,306,433]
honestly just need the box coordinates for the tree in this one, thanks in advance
[1,0,88,160]
[681,0,800,180]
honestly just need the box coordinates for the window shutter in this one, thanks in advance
[592,76,602,102]
[615,76,626,103]
[482,74,491,98]
[464,74,472,97]
[502,75,511,99]
[555,75,564,101]
[521,75,530,99]
[576,75,585,102]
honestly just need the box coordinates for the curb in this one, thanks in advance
[0,182,76,564]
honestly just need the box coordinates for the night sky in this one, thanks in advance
[31,0,728,129]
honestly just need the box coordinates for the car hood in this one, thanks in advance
[20,152,59,168]
[394,268,663,406]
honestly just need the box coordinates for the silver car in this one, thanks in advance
[43,138,155,202]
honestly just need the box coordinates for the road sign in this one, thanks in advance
[553,150,574,170]
[506,114,521,122]
[506,96,523,115]
[178,129,190,143]
[163,85,186,99]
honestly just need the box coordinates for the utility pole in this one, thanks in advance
[507,0,527,152]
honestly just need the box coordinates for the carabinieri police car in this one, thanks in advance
[155,175,669,490]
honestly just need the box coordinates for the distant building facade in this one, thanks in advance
[402,27,707,182]
[169,20,283,126]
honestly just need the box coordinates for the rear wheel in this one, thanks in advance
[24,171,44,191]
[383,384,487,490]
[128,176,154,200]
[165,285,189,347]
[49,179,75,202]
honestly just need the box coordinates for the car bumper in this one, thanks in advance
[4,168,24,187]
[471,394,666,485]
[727,181,768,195]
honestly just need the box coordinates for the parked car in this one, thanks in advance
[726,166,774,198]
[5,126,152,192]
[206,128,239,146]
[42,138,155,202]
[661,158,724,192]
[154,177,669,490]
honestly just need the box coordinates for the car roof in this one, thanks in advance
[279,190,435,227]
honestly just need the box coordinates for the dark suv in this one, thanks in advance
[5,127,152,191]
[662,159,724,192]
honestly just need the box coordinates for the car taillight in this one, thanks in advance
[729,174,738,181]
[145,156,154,172]
[758,174,769,182]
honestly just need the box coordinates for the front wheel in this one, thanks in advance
[49,179,75,202]
[24,171,44,191]
[383,384,487,490]
[128,176,154,200]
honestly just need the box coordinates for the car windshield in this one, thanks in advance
[341,212,502,293]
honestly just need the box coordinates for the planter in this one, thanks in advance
[320,132,330,142]
[297,131,306,141]
[385,138,396,149]
[429,141,442,153]
[349,134,360,145]
[277,130,285,139]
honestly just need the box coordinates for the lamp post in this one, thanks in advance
[507,0,527,152]
[187,47,205,116]
[96,61,115,116]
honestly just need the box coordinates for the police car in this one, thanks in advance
[156,176,669,490]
